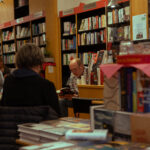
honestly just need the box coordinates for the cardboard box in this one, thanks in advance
[131,113,150,143]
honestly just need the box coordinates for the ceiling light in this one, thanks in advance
[107,0,119,8]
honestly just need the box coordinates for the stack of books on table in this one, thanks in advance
[17,117,91,145]
[17,123,67,144]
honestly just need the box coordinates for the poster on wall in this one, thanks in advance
[132,14,147,41]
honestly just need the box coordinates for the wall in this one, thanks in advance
[29,0,46,14]
[57,0,100,14]
[0,0,14,24]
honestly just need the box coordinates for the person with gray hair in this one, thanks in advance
[0,43,60,116]
[67,58,84,94]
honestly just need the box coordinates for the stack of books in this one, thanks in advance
[18,123,67,144]
[17,117,91,145]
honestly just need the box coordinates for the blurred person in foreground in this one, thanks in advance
[0,56,10,93]
[0,43,60,116]
[0,56,10,78]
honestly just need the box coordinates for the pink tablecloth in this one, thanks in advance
[100,63,150,79]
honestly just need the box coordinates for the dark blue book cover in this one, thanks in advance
[126,68,133,112]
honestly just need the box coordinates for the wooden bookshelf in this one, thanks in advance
[0,11,46,68]
[59,1,107,89]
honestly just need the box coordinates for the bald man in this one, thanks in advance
[67,58,84,94]
[59,58,84,117]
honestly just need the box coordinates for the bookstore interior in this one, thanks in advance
[1,0,150,149]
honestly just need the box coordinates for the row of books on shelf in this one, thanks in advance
[107,6,130,25]
[3,54,15,64]
[32,22,46,35]
[32,34,46,46]
[108,26,130,42]
[16,26,30,39]
[2,24,45,42]
[3,43,16,54]
[79,15,106,32]
[63,22,76,35]
[63,53,76,65]
[17,39,31,48]
[61,36,76,51]
[2,29,15,41]
[78,29,106,46]
[77,66,104,85]
[120,68,150,113]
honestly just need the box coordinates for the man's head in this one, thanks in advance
[69,58,84,78]
[16,43,44,73]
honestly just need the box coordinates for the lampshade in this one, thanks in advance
[107,0,119,8]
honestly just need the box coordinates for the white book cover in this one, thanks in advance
[108,12,112,25]
[20,141,75,150]
[99,16,101,28]
[84,18,88,31]
[18,123,54,136]
[64,22,71,34]
[65,129,108,141]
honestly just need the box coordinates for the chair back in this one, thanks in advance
[72,97,92,117]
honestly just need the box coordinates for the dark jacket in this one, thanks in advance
[0,105,59,150]
[0,68,60,116]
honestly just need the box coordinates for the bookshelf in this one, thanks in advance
[0,11,46,68]
[107,0,130,51]
[14,0,29,19]
[31,17,46,56]
[2,26,15,66]
[59,1,107,88]
[60,11,77,87]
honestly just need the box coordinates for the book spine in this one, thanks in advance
[120,68,128,111]
[132,70,137,112]
[126,68,133,112]
[136,70,144,112]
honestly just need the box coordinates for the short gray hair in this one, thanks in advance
[16,43,44,69]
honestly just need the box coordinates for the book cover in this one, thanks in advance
[120,68,128,111]
[136,70,144,112]
[20,141,75,150]
[38,127,67,140]
[126,68,133,112]
[18,123,54,136]
[65,129,108,141]
[132,70,137,112]
[114,111,132,136]
[90,106,114,134]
